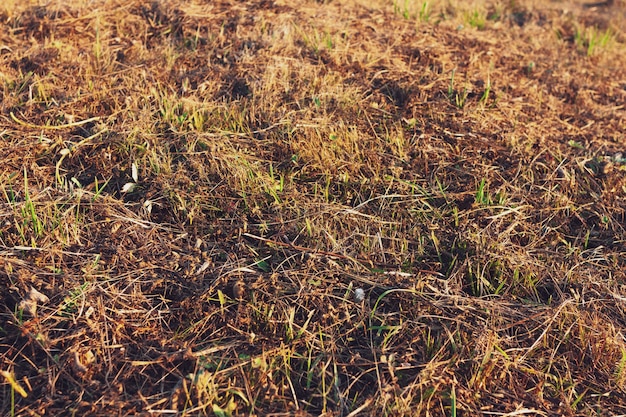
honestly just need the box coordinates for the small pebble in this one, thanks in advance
[233,280,246,299]
[354,288,365,302]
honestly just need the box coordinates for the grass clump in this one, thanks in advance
[1,0,626,416]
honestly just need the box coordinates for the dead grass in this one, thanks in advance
[1,0,626,415]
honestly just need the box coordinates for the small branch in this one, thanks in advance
[10,112,101,130]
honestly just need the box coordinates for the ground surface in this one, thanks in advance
[1,0,626,415]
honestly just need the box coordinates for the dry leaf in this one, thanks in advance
[0,370,28,398]
[18,287,50,316]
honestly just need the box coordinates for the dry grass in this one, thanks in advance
[1,0,626,415]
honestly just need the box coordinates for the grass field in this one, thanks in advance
[1,0,626,415]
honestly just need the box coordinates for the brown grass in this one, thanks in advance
[1,0,626,415]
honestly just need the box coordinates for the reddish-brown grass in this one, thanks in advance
[1,0,626,415]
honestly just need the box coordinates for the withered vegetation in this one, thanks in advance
[1,0,626,415]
